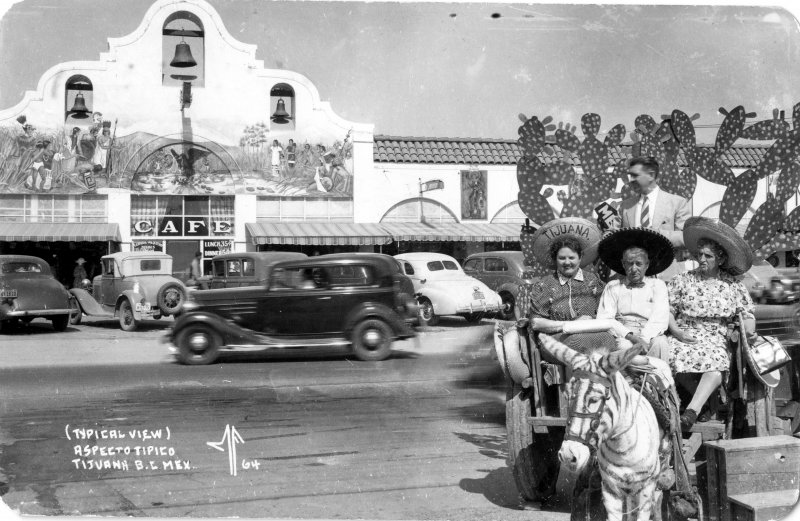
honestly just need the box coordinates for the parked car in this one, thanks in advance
[743,259,800,304]
[742,259,800,348]
[462,251,534,320]
[70,252,187,331]
[0,255,74,333]
[394,252,502,326]
[165,253,418,364]
[207,252,307,289]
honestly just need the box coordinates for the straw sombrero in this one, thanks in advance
[683,217,753,276]
[598,227,675,276]
[530,217,602,268]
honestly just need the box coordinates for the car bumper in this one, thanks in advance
[454,302,502,314]
[2,308,72,318]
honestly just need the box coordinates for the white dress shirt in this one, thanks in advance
[596,277,669,343]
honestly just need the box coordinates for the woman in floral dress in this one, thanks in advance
[667,217,757,429]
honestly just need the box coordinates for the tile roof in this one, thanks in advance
[373,135,771,169]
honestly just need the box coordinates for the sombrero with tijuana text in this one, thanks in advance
[683,217,753,276]
[598,227,675,276]
[530,217,601,269]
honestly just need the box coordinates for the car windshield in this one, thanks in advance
[2,261,43,274]
[426,261,459,271]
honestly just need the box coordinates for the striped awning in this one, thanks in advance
[379,222,523,242]
[246,222,393,246]
[0,222,122,242]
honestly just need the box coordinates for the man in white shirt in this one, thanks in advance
[596,227,675,360]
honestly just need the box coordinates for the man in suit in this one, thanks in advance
[619,156,692,279]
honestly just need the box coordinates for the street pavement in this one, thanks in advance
[0,316,574,521]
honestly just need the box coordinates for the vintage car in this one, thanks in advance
[742,259,800,348]
[206,251,307,288]
[394,252,502,326]
[70,252,186,331]
[462,251,534,320]
[165,253,418,364]
[0,255,73,332]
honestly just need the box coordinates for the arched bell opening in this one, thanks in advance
[65,75,93,124]
[270,83,296,130]
[162,11,205,87]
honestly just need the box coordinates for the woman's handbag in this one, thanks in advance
[738,313,792,388]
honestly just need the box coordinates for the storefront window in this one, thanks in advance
[256,196,354,222]
[130,195,234,237]
[0,195,106,223]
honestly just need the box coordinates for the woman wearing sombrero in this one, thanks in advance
[518,217,614,354]
[595,227,675,359]
[667,217,756,430]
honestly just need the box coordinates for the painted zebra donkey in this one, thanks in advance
[538,333,680,521]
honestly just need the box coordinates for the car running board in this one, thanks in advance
[221,337,352,351]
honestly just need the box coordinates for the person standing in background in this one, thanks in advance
[73,258,88,289]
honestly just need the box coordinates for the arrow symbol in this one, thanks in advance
[207,424,245,476]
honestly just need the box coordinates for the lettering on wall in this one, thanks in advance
[131,218,233,237]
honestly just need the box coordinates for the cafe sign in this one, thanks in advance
[132,217,234,236]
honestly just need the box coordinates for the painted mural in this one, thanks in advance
[0,116,354,197]
[516,106,800,273]
[460,169,487,220]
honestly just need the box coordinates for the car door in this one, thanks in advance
[400,261,423,292]
[99,258,117,308]
[483,257,511,292]
[462,257,484,284]
[262,266,329,335]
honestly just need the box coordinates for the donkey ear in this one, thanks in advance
[538,333,583,367]
[602,344,643,373]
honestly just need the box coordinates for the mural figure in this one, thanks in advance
[286,139,296,171]
[270,139,283,179]
[3,116,37,189]
[462,169,487,220]
[24,138,62,192]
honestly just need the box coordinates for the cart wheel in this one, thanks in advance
[506,383,562,502]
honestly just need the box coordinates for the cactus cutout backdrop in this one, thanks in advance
[516,105,800,273]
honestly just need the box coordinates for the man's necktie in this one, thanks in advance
[640,195,650,228]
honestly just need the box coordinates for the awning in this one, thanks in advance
[246,222,393,246]
[379,222,523,242]
[0,222,122,242]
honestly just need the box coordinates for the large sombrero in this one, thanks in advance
[598,227,675,276]
[683,217,753,276]
[530,217,602,268]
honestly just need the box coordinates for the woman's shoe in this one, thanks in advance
[680,408,698,430]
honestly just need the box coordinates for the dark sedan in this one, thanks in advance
[165,253,418,364]
[0,255,73,333]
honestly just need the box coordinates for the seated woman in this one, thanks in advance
[667,217,757,430]
[518,217,613,354]
[595,227,675,358]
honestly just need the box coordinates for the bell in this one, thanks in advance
[271,98,292,124]
[170,40,197,68]
[69,93,90,119]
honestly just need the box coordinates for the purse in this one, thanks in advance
[744,334,792,388]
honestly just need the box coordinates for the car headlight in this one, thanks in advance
[132,282,141,294]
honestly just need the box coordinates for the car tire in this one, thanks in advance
[498,292,516,320]
[69,298,82,325]
[464,312,485,323]
[118,299,138,332]
[157,283,186,316]
[52,314,69,332]
[176,325,220,365]
[417,297,439,326]
[351,319,392,362]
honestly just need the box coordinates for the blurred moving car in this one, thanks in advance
[165,253,418,364]
[0,255,73,333]
[463,251,533,320]
[70,252,186,331]
[742,259,800,348]
[395,252,502,326]
[207,251,307,288]
[743,259,800,305]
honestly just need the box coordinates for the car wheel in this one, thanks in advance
[176,325,220,365]
[417,297,439,326]
[52,314,69,332]
[351,319,392,362]
[118,299,138,332]
[69,298,82,325]
[464,312,485,323]
[157,283,186,316]
[498,292,516,320]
